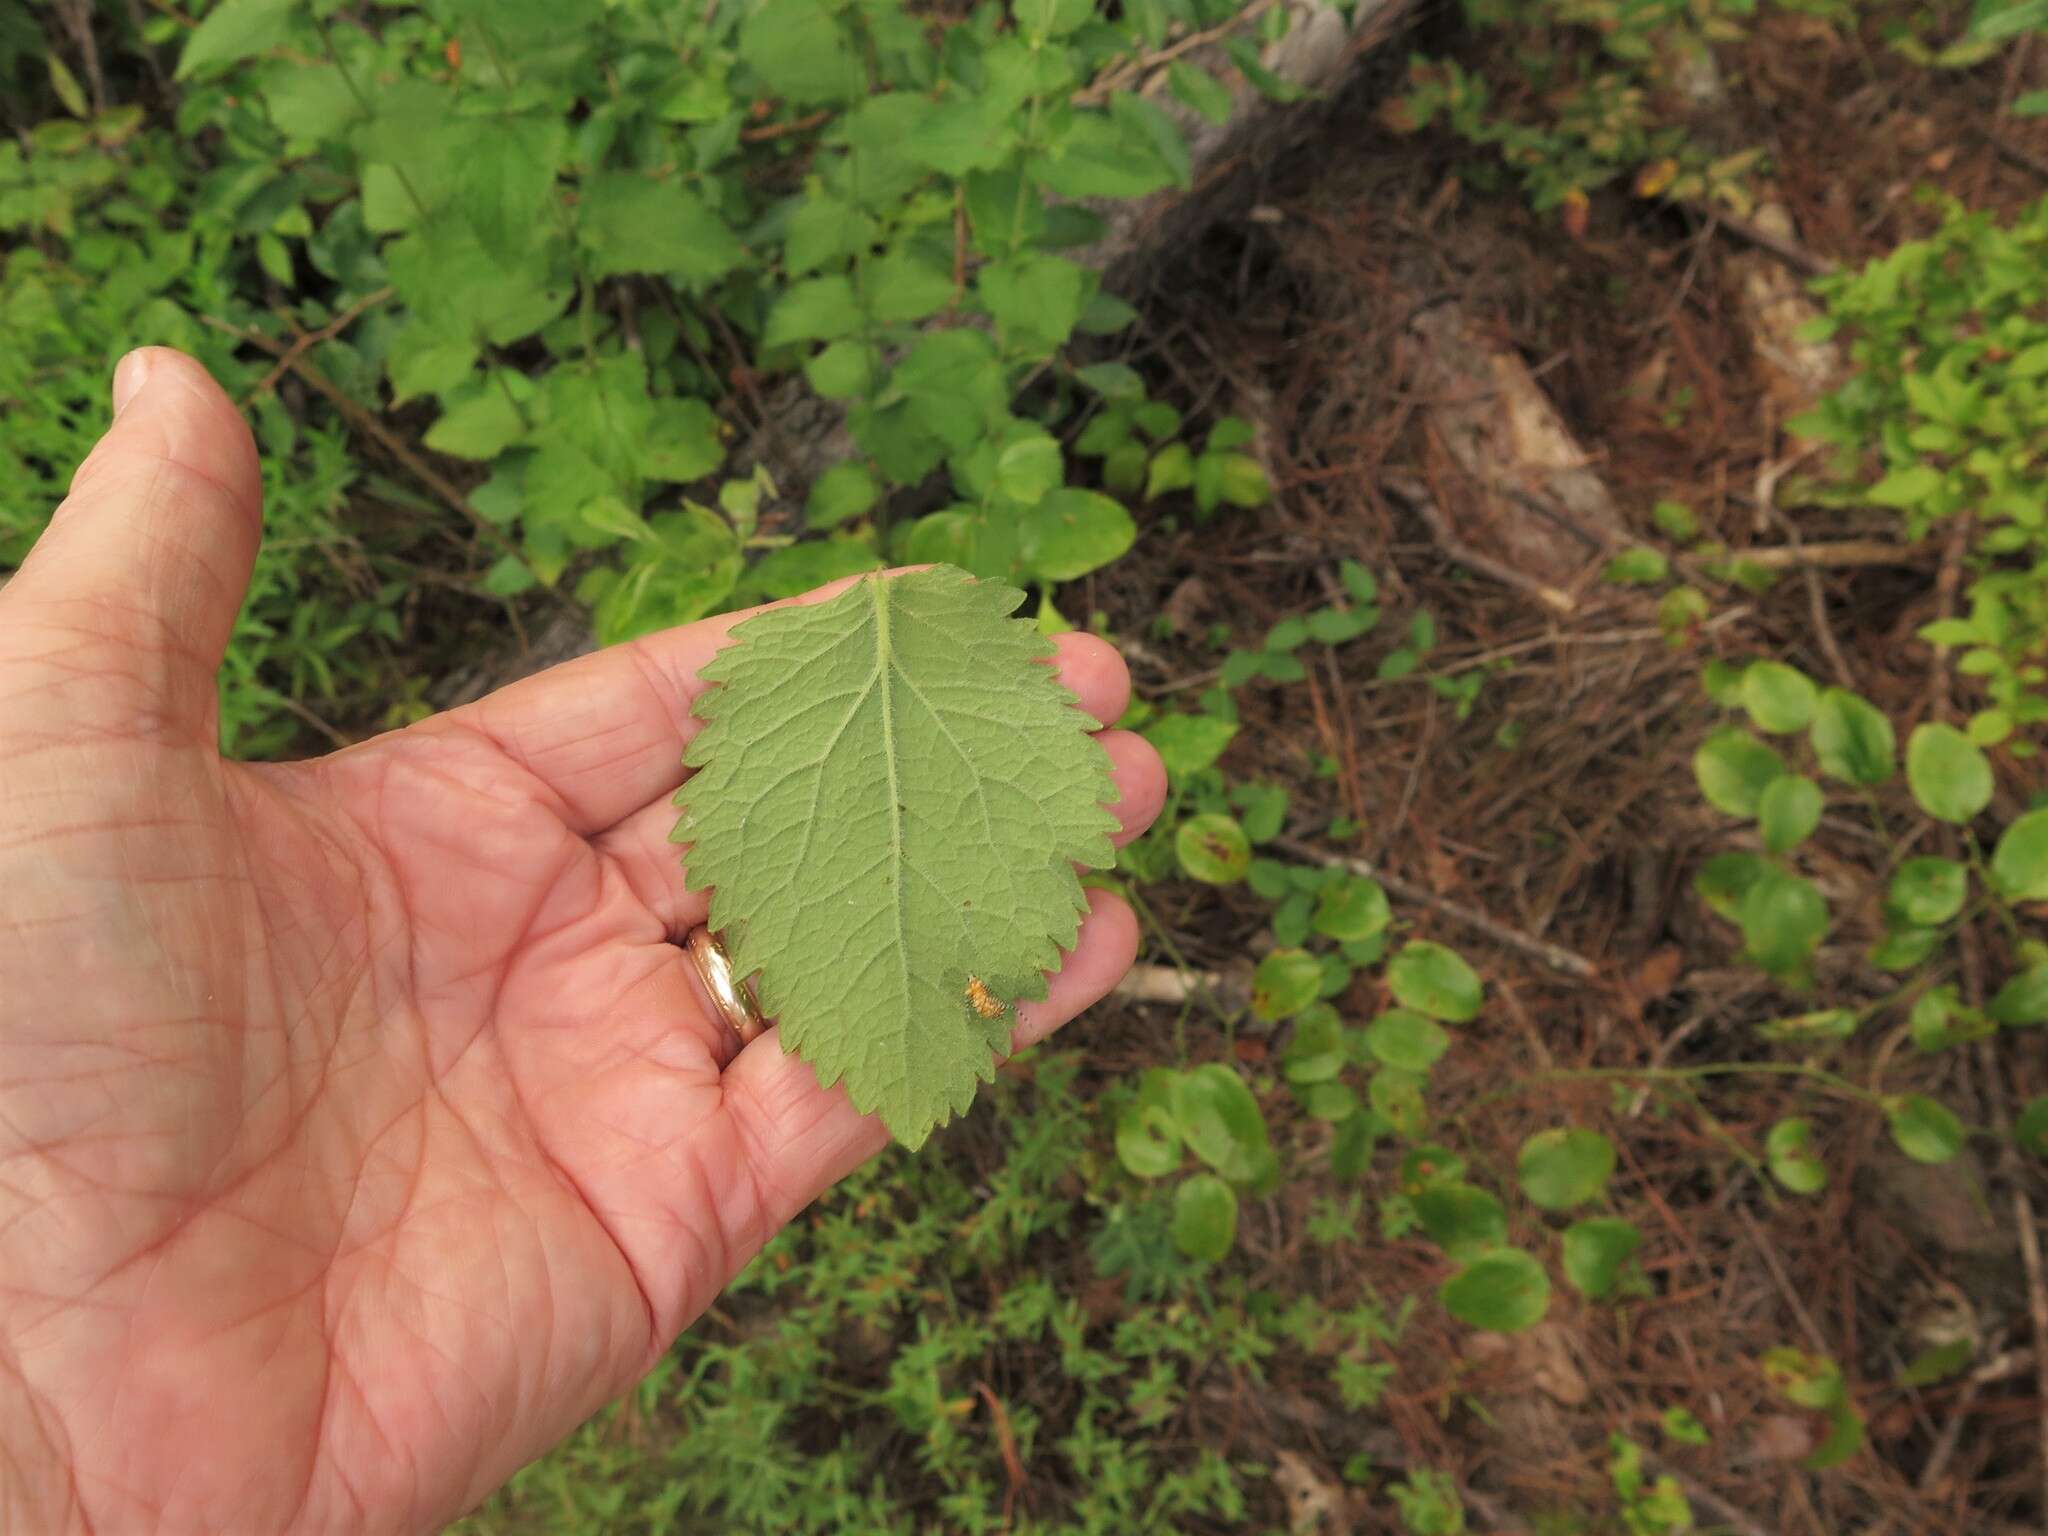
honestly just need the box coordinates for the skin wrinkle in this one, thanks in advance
[0,353,1166,1536]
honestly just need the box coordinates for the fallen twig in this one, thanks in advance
[1758,450,1856,690]
[1074,0,1284,105]
[199,312,540,579]
[1112,963,1230,1005]
[1729,539,1924,571]
[1382,475,1582,615]
[1270,834,1599,980]
[242,286,394,406]
[1733,1203,1833,1359]
[974,1383,1026,1526]
[1992,132,2048,182]
[1684,199,1836,278]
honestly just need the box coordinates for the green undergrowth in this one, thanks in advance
[12,0,2048,1529]
[453,1054,1393,1536]
[4,0,1280,755]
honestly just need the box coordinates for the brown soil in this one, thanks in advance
[1076,8,2048,1532]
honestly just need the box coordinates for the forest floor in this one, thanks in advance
[450,9,2048,1535]
[1069,12,2048,1533]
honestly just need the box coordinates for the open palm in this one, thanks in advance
[0,350,1164,1535]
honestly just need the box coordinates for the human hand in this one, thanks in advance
[0,349,1165,1534]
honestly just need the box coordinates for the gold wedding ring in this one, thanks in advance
[685,926,767,1052]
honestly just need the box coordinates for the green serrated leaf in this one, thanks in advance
[674,567,1118,1147]
[175,0,300,79]
[578,172,746,286]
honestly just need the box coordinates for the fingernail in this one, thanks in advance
[112,349,152,417]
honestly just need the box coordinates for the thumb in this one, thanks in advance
[3,347,263,734]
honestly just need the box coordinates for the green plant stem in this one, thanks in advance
[1539,1062,1887,1110]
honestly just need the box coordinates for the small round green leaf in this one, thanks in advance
[1517,1128,1617,1211]
[1990,966,2048,1026]
[1171,1174,1239,1262]
[1440,1248,1552,1333]
[805,461,879,528]
[1810,687,1896,786]
[1765,1117,1828,1195]
[1304,1081,1359,1120]
[1369,1066,1427,1139]
[1762,1347,1845,1410]
[1400,1145,1468,1194]
[1661,1407,1711,1446]
[1887,1094,1965,1164]
[1415,1182,1509,1260]
[1758,774,1823,854]
[1387,941,1484,1022]
[1281,1004,1348,1084]
[1175,813,1251,885]
[1115,1068,1182,1179]
[1737,868,1828,977]
[994,433,1064,505]
[1694,728,1787,817]
[1364,1009,1451,1072]
[1992,810,2048,902]
[1313,875,1393,942]
[1115,1103,1181,1178]
[1560,1218,1642,1299]
[1742,661,1818,734]
[2014,1097,2048,1157]
[1887,857,1968,927]
[1171,1064,1271,1182]
[1694,851,1766,919]
[1252,948,1324,1021]
[1017,488,1136,581]
[1871,923,1942,972]
[1906,724,1993,824]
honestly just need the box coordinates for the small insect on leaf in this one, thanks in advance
[964,975,1006,1021]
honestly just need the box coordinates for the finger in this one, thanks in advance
[704,888,1140,1265]
[433,572,887,836]
[1046,631,1130,728]
[1,348,262,736]
[594,726,1165,935]
[1095,729,1167,846]
[454,574,1131,836]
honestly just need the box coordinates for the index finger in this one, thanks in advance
[433,573,1133,837]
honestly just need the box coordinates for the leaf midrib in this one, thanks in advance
[872,578,912,1044]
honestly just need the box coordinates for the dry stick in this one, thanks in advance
[1270,834,1599,980]
[243,286,396,405]
[1732,1203,1833,1359]
[1381,475,1581,615]
[1993,133,2048,181]
[973,1383,1027,1527]
[1732,540,1925,571]
[1073,0,1285,105]
[1684,199,1836,278]
[1112,963,1229,1005]
[198,313,538,576]
[1917,1343,1997,1494]
[1758,451,1856,690]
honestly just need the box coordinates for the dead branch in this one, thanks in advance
[1270,834,1599,980]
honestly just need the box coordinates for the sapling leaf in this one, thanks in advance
[673,566,1119,1147]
